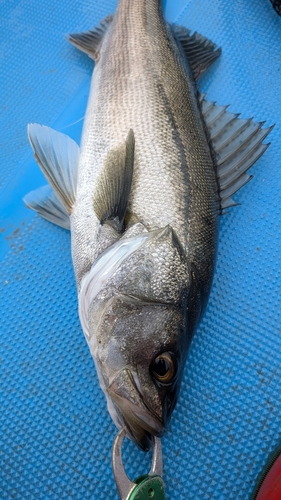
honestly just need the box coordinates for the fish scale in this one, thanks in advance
[72,0,219,298]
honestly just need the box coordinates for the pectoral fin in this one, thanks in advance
[28,124,79,214]
[68,15,113,60]
[199,94,273,210]
[93,130,135,232]
[172,24,221,80]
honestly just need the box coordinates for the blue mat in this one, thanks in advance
[1,1,281,498]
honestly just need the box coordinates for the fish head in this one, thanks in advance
[89,294,188,450]
[82,225,193,451]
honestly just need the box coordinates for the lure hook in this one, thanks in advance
[112,428,165,500]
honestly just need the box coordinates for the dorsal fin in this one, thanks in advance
[172,24,221,80]
[68,15,113,60]
[200,95,273,210]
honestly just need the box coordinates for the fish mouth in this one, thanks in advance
[107,368,164,451]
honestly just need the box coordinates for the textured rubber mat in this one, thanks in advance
[1,0,281,499]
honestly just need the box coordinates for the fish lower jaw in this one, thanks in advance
[107,390,164,451]
[107,391,164,451]
[123,404,165,452]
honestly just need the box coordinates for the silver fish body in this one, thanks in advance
[25,0,271,451]
[70,0,219,450]
[71,1,219,289]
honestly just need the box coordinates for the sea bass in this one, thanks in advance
[24,0,271,451]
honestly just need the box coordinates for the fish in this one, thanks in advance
[23,0,272,451]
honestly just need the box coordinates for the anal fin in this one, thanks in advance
[68,15,113,60]
[200,95,273,211]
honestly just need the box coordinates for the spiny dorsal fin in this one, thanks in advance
[68,15,113,60]
[28,124,79,214]
[172,24,221,80]
[23,185,70,230]
[200,95,273,210]
[93,130,135,232]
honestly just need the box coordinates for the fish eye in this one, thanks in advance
[151,352,177,385]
